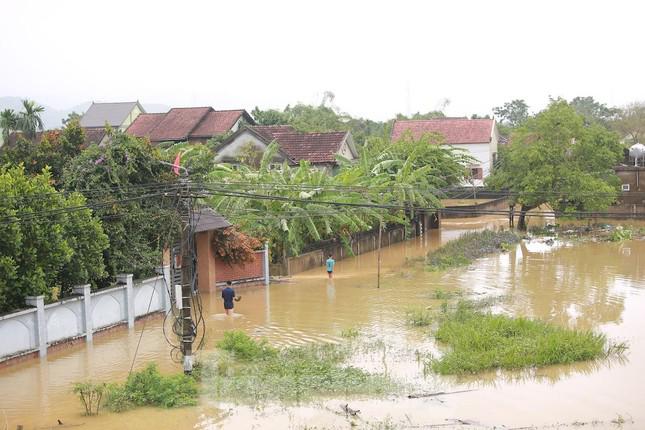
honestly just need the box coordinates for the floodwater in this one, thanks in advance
[1,216,644,429]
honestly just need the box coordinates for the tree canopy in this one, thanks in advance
[493,99,529,128]
[486,100,623,229]
[0,166,108,312]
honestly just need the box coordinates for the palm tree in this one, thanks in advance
[18,99,45,139]
[0,109,18,144]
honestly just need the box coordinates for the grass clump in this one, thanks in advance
[341,327,360,338]
[104,364,198,412]
[405,307,433,327]
[216,330,277,360]
[203,330,394,403]
[429,303,613,375]
[426,230,520,271]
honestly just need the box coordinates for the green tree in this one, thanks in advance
[62,111,81,126]
[160,141,214,180]
[569,96,618,126]
[1,109,18,143]
[493,99,529,128]
[1,119,85,186]
[0,166,108,311]
[251,107,287,125]
[613,102,645,144]
[17,99,45,139]
[63,131,180,280]
[486,100,623,230]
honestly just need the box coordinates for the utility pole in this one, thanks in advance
[179,179,194,374]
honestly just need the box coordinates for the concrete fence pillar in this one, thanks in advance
[73,284,93,342]
[25,295,47,358]
[156,265,172,313]
[263,243,270,286]
[117,273,135,328]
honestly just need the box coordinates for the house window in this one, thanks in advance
[470,167,483,180]
[622,184,631,192]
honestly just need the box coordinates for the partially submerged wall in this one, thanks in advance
[0,267,171,364]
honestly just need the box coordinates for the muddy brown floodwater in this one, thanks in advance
[1,216,644,429]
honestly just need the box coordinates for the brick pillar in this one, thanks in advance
[195,230,217,290]
[25,295,47,358]
[73,284,93,342]
[117,273,135,328]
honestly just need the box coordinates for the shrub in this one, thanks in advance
[405,308,433,327]
[104,364,198,412]
[72,382,107,416]
[216,330,277,360]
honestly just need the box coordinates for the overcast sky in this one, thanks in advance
[1,0,644,120]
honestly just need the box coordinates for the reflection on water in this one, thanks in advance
[1,216,644,429]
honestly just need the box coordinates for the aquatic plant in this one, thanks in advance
[340,327,360,338]
[104,364,198,412]
[405,307,433,327]
[72,381,107,416]
[426,230,520,270]
[203,331,395,403]
[429,303,618,375]
[609,227,632,242]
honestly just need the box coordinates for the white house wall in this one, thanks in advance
[215,131,284,163]
[120,105,143,130]
[338,140,355,160]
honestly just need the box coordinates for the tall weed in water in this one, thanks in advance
[426,230,520,270]
[429,302,617,375]
[202,331,395,403]
[405,308,433,327]
[104,364,198,412]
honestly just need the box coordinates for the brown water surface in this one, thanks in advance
[1,216,643,429]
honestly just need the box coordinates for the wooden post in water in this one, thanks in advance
[377,221,383,288]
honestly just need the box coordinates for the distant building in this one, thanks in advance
[214,125,358,170]
[80,101,145,146]
[391,118,499,186]
[126,107,254,144]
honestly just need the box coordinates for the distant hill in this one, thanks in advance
[0,97,170,129]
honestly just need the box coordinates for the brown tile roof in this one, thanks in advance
[82,127,107,147]
[148,107,211,142]
[251,125,296,141]
[191,110,246,137]
[391,118,494,144]
[126,113,165,138]
[126,108,252,142]
[273,131,348,164]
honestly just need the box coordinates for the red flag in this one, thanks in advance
[172,152,181,175]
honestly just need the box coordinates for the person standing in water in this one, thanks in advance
[326,254,335,279]
[222,281,240,315]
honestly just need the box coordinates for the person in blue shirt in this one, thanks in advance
[326,254,336,279]
[221,281,240,315]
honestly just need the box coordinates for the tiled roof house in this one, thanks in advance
[127,107,254,143]
[80,101,145,146]
[391,118,499,185]
[214,125,357,169]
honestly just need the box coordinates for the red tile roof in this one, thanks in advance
[272,131,348,164]
[191,110,246,137]
[251,125,296,141]
[127,108,251,142]
[391,118,494,144]
[82,127,107,147]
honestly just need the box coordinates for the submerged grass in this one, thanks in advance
[426,229,520,271]
[429,303,616,375]
[202,331,395,404]
[405,307,433,327]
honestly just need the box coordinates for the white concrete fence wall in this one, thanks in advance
[0,266,171,363]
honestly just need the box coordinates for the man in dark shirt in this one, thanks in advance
[222,281,237,315]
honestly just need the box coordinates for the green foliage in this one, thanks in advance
[405,307,433,327]
[160,141,213,180]
[104,364,198,412]
[609,226,632,242]
[204,331,394,403]
[207,135,468,261]
[17,99,45,139]
[216,330,277,360]
[1,109,18,143]
[1,120,85,186]
[426,230,519,271]
[493,99,529,128]
[569,96,619,126]
[0,166,108,311]
[487,100,623,229]
[340,327,360,338]
[612,102,645,144]
[429,303,611,374]
[63,131,179,280]
[73,381,107,416]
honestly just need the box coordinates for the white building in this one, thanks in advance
[391,118,499,186]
